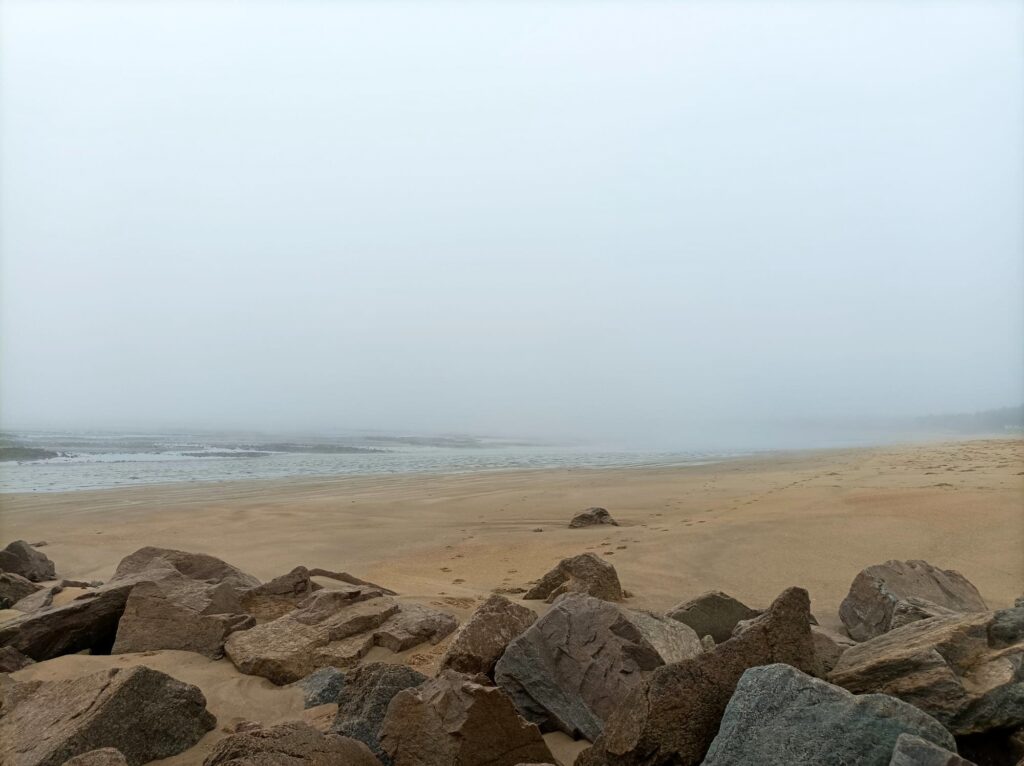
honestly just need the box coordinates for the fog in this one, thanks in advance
[1,1,1022,446]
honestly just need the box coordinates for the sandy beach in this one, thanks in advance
[2,437,1022,764]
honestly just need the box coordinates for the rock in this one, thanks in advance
[307,568,397,596]
[839,560,988,641]
[0,579,137,660]
[240,566,322,623]
[522,553,624,603]
[0,645,35,672]
[889,734,975,766]
[0,572,42,608]
[569,507,619,528]
[495,592,702,741]
[577,586,816,766]
[224,590,401,684]
[59,580,96,589]
[0,540,56,582]
[379,669,555,766]
[111,575,255,659]
[700,635,715,651]
[811,624,858,675]
[61,750,129,766]
[111,546,260,593]
[332,663,428,763]
[13,585,63,612]
[701,664,957,765]
[830,607,1024,736]
[440,595,537,677]
[0,665,215,766]
[373,602,458,651]
[202,721,380,766]
[298,667,346,708]
[665,591,761,643]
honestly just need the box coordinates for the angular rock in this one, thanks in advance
[577,586,816,766]
[0,540,56,582]
[701,664,957,765]
[224,591,401,684]
[889,734,975,766]
[830,607,1024,736]
[0,645,35,672]
[332,662,427,763]
[379,669,554,766]
[202,721,380,766]
[523,553,624,603]
[839,560,988,641]
[111,575,255,659]
[495,592,702,741]
[0,665,215,766]
[569,507,619,528]
[308,568,397,596]
[298,666,346,709]
[61,750,129,766]
[240,566,322,623]
[373,602,458,652]
[12,584,62,612]
[111,546,260,593]
[0,572,42,609]
[812,624,858,675]
[665,591,761,643]
[441,594,537,676]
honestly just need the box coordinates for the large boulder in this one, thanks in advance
[239,566,322,623]
[889,734,975,766]
[298,667,346,709]
[523,553,624,603]
[577,586,816,766]
[0,541,56,582]
[496,593,702,741]
[440,595,537,677]
[202,721,380,766]
[569,508,619,528]
[61,750,128,766]
[0,572,42,608]
[372,602,457,652]
[0,666,215,766]
[701,663,956,765]
[665,591,761,643]
[830,607,1024,736]
[111,546,260,593]
[379,669,555,766]
[839,560,988,641]
[332,662,427,763]
[111,575,255,658]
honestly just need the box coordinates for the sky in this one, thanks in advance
[1,1,1022,444]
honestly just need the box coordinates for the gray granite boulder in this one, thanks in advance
[495,592,702,741]
[298,666,346,708]
[0,665,215,766]
[702,664,957,765]
[0,541,56,582]
[839,560,988,641]
[665,591,760,643]
[332,662,427,763]
[889,734,975,766]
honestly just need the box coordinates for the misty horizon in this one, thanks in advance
[2,1,1022,445]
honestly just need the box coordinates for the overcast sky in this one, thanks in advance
[1,1,1021,443]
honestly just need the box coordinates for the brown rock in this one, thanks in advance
[522,553,624,603]
[379,669,555,766]
[665,591,761,644]
[577,586,816,766]
[829,607,1024,736]
[0,665,216,766]
[240,566,323,623]
[839,560,988,641]
[440,595,537,676]
[495,593,703,741]
[0,540,56,582]
[373,602,458,652]
[111,546,260,593]
[569,508,619,528]
[0,572,42,608]
[202,721,380,766]
[811,624,858,675]
[61,749,128,766]
[12,585,62,612]
[889,734,975,766]
[112,575,255,658]
[226,591,401,684]
[0,645,35,672]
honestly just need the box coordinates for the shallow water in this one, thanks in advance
[0,431,746,493]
